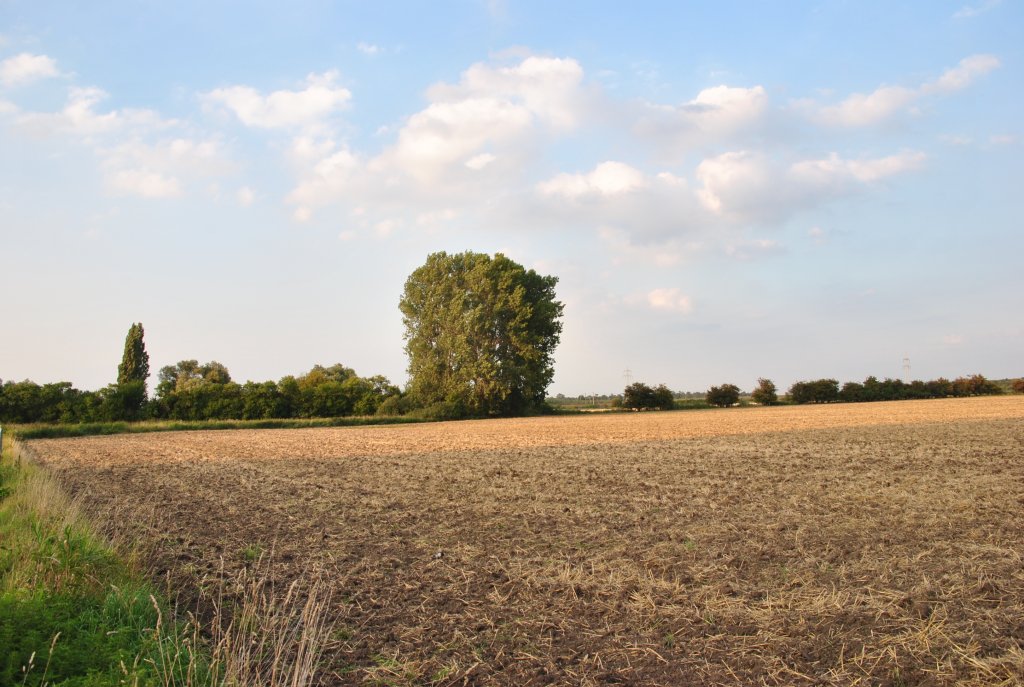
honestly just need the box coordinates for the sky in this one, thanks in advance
[1,1,1021,396]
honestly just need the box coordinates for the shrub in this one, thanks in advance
[706,384,740,408]
[751,378,778,406]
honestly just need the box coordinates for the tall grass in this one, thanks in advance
[0,436,334,687]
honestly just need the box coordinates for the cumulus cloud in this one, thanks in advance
[537,161,645,199]
[284,54,590,220]
[635,85,768,149]
[696,150,925,220]
[646,288,693,314]
[16,87,172,138]
[813,54,1000,127]
[357,42,380,56]
[99,137,228,198]
[204,71,351,130]
[0,52,59,87]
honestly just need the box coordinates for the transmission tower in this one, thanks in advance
[623,368,633,386]
[902,357,911,383]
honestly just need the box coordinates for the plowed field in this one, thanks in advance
[29,397,1024,686]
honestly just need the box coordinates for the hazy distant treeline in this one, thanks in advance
[787,374,1004,404]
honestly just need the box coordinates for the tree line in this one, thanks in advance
[2,252,566,425]
[619,373,1013,410]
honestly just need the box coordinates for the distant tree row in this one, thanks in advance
[0,361,401,424]
[788,374,1003,404]
[613,373,1012,414]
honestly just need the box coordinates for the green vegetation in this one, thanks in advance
[788,374,1004,404]
[9,414,430,441]
[622,382,674,410]
[0,438,201,686]
[400,251,564,418]
[751,378,778,406]
[706,383,741,408]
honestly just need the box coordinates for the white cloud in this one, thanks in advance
[953,0,1002,19]
[107,169,181,198]
[646,288,693,314]
[724,239,783,260]
[99,137,228,198]
[282,54,590,221]
[808,226,827,245]
[375,55,586,182]
[921,54,1000,95]
[465,152,496,170]
[697,150,924,220]
[204,71,351,130]
[943,334,965,346]
[16,87,172,138]
[813,54,1000,127]
[357,42,380,56]
[538,161,645,199]
[817,86,917,127]
[940,134,973,146]
[635,85,768,148]
[989,134,1018,146]
[0,52,59,87]
[237,186,255,207]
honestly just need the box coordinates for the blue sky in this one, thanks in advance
[1,0,1021,395]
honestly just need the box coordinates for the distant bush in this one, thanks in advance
[751,378,778,406]
[623,383,674,410]
[706,384,740,408]
[788,379,840,404]
[1013,379,1024,394]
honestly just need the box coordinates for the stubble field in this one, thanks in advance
[29,397,1024,686]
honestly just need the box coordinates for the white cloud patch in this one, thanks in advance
[107,169,181,198]
[953,0,1002,19]
[204,71,351,130]
[921,54,1000,95]
[696,150,925,220]
[357,42,380,56]
[237,186,255,207]
[725,239,783,260]
[635,85,768,149]
[646,288,693,314]
[0,52,59,87]
[465,152,496,170]
[538,161,645,199]
[99,137,228,199]
[812,54,1000,127]
[373,55,585,182]
[283,54,590,222]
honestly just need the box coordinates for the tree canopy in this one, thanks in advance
[117,323,149,391]
[399,251,563,417]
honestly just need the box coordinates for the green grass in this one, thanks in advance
[0,438,206,687]
[9,414,430,441]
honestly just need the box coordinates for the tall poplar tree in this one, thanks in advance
[400,251,563,417]
[117,323,150,394]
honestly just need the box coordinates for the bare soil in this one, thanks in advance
[30,397,1024,686]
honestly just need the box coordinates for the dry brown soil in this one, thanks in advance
[29,397,1024,686]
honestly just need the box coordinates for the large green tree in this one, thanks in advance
[117,323,150,390]
[400,251,564,417]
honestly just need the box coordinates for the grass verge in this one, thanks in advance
[10,414,430,441]
[0,435,333,687]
